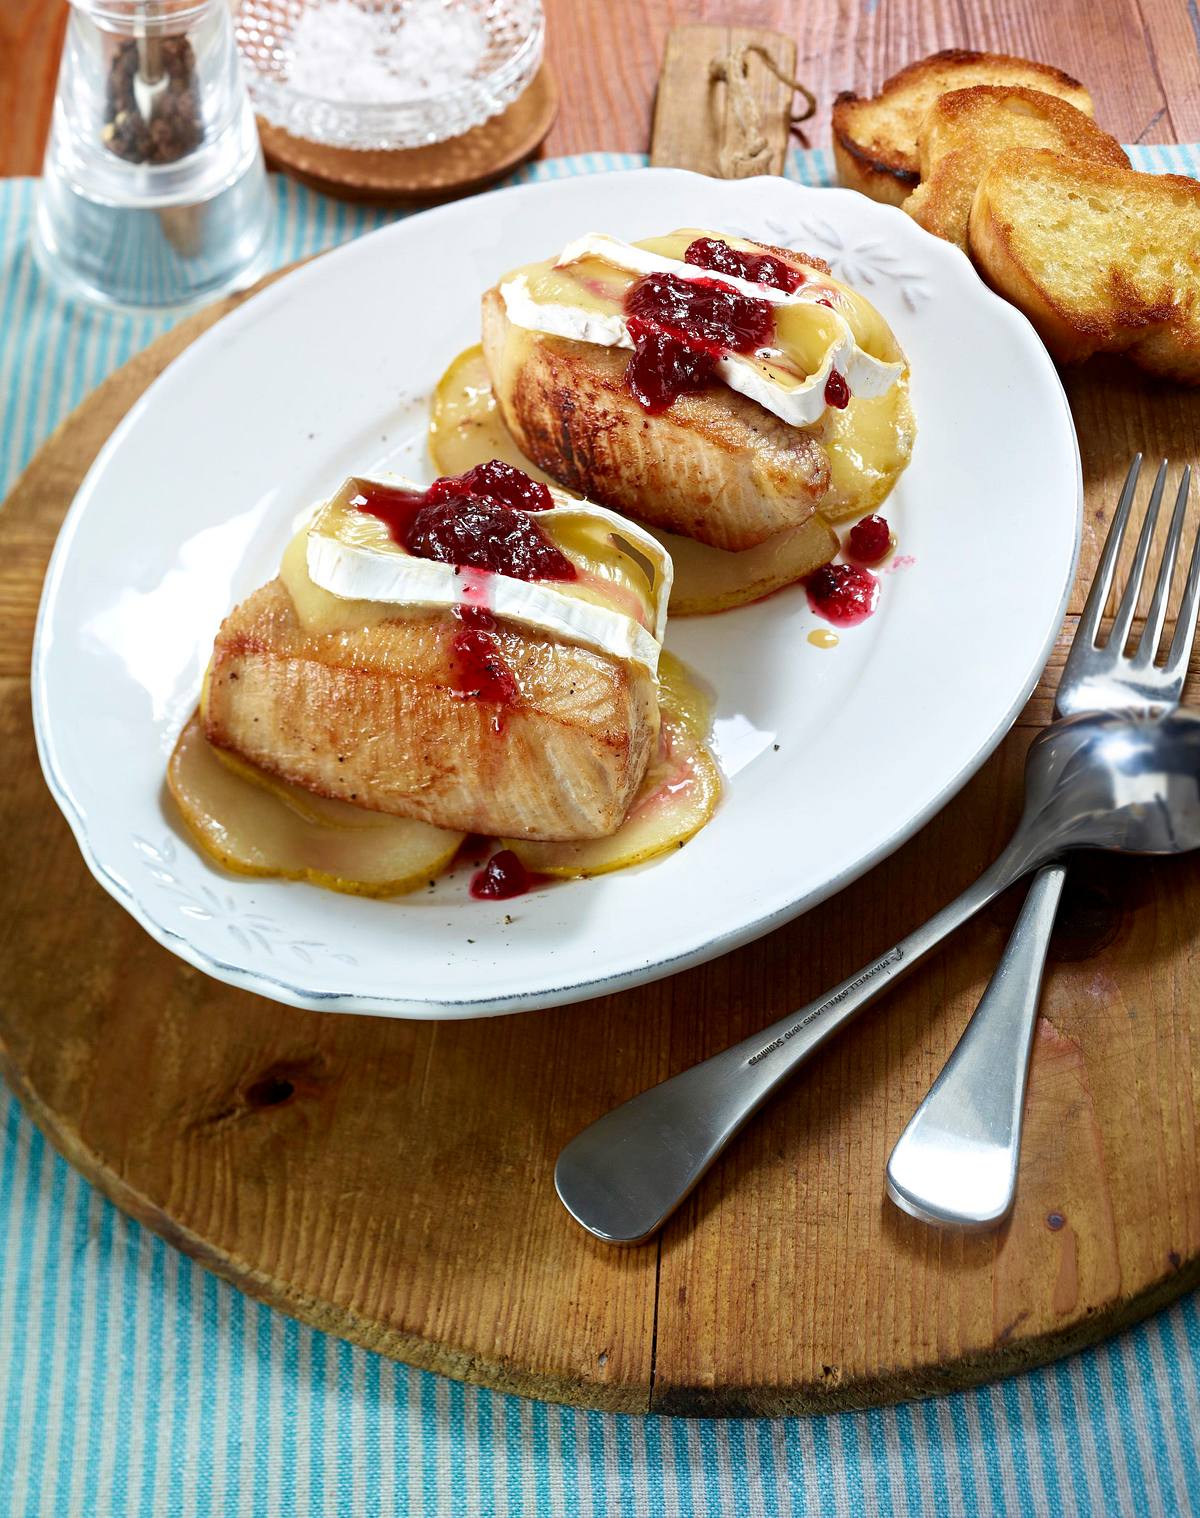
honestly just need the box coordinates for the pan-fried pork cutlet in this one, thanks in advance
[203,578,658,841]
[482,288,830,552]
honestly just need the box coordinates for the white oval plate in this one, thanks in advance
[33,169,1080,1018]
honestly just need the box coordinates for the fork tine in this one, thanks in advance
[1109,458,1168,652]
[1135,464,1191,667]
[1163,467,1198,689]
[1077,455,1142,649]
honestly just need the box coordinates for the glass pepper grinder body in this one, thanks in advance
[36,0,271,311]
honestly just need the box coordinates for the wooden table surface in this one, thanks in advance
[3,0,1200,1417]
[3,0,1200,179]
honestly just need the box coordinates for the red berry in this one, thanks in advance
[406,495,575,582]
[683,236,805,292]
[427,459,552,513]
[805,563,879,626]
[470,850,532,900]
[824,370,851,409]
[847,515,892,565]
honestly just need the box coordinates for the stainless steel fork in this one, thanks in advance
[886,455,1198,1228]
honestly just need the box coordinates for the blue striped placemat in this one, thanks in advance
[2,147,1199,1517]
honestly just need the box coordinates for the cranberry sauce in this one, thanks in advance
[684,236,805,293]
[347,463,569,710]
[470,848,533,900]
[823,370,851,409]
[449,606,519,705]
[351,464,574,583]
[622,271,774,414]
[406,496,575,582]
[427,459,552,513]
[624,319,717,412]
[847,514,892,565]
[625,271,774,353]
[805,563,879,626]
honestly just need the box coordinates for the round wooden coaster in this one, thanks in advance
[2,271,1198,1414]
[257,65,559,204]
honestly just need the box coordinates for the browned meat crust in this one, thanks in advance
[204,578,658,841]
[482,289,829,552]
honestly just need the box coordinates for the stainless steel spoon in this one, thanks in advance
[555,707,1200,1244]
[888,458,1197,1229]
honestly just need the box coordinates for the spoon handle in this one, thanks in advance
[885,862,1067,1229]
[555,846,1034,1244]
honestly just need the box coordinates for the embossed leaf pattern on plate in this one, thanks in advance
[132,836,358,966]
[730,215,934,313]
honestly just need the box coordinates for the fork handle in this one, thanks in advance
[885,862,1067,1230]
[555,841,1043,1244]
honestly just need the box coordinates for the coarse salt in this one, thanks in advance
[286,0,489,103]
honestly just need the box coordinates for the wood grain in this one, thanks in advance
[539,0,1196,156]
[4,0,1197,178]
[4,0,1200,1420]
[0,272,1198,1414]
[650,25,798,177]
[0,0,66,178]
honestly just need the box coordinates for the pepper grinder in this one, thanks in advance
[35,0,272,311]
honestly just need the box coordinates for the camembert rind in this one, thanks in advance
[301,476,673,674]
[499,231,907,429]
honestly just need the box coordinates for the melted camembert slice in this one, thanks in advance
[499,228,907,428]
[279,473,674,674]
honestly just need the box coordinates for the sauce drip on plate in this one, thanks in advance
[805,563,879,626]
[470,848,533,899]
[846,514,892,565]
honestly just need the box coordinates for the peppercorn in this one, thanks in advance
[103,37,203,166]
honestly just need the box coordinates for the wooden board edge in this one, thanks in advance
[7,989,1197,1419]
[7,242,1199,1421]
[650,1256,1200,1416]
[0,1036,653,1414]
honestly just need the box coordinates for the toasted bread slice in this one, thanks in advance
[905,86,1127,248]
[833,50,1093,206]
[969,149,1200,380]
[481,288,831,553]
[204,578,658,841]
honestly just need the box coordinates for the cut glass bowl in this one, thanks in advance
[234,0,544,150]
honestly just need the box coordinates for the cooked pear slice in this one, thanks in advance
[642,515,837,615]
[502,653,720,877]
[430,342,564,487]
[168,711,464,897]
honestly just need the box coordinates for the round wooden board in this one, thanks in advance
[2,271,1199,1416]
[257,66,558,204]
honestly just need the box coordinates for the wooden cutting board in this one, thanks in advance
[6,26,1200,1405]
[1,263,1198,1415]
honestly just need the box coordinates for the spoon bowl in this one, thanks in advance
[1017,707,1200,861]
